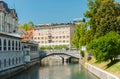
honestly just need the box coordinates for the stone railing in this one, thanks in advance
[39,50,81,59]
[30,51,39,59]
[86,63,120,79]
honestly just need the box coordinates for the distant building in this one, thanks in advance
[34,23,75,48]
[73,18,85,24]
[20,29,34,42]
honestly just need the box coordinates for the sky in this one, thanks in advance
[2,0,120,25]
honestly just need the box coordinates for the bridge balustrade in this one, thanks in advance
[40,50,81,59]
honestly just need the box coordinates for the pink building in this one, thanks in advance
[33,23,75,48]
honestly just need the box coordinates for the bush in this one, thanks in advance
[87,31,120,62]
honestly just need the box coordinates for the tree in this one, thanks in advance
[87,31,120,62]
[19,21,35,31]
[84,0,120,39]
[94,0,120,38]
[84,0,102,18]
[71,23,87,49]
[84,0,103,42]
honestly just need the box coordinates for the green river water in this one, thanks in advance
[9,64,99,79]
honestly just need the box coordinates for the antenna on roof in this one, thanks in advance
[13,0,16,9]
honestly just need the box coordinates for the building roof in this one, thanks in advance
[35,23,75,30]
[0,32,21,39]
[10,9,18,19]
[0,1,10,13]
[22,40,38,45]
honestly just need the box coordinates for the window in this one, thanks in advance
[16,41,17,51]
[0,60,1,68]
[59,36,61,38]
[12,41,14,51]
[19,57,21,63]
[4,39,6,50]
[16,58,18,64]
[0,39,1,50]
[67,36,69,38]
[19,42,21,50]
[9,58,11,66]
[4,59,6,67]
[12,58,14,65]
[8,40,10,50]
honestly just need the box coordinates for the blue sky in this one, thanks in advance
[2,0,120,25]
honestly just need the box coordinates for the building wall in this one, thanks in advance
[0,35,23,71]
[22,42,39,61]
[21,30,34,42]
[0,1,18,33]
[33,24,75,47]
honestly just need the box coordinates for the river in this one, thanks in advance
[8,64,99,79]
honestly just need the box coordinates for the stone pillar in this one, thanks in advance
[6,38,8,51]
[0,12,2,31]
[10,40,12,51]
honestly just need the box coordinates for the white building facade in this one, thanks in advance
[34,23,75,47]
[0,1,18,33]
[0,1,23,72]
[0,33,23,71]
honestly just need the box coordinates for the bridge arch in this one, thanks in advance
[40,50,81,64]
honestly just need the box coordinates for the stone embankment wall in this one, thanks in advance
[86,63,120,79]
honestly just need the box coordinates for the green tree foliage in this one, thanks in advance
[84,0,102,18]
[40,46,52,50]
[84,0,120,39]
[87,31,120,62]
[40,45,69,50]
[71,23,87,49]
[54,45,68,50]
[19,21,35,31]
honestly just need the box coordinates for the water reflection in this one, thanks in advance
[9,64,99,79]
[41,56,63,66]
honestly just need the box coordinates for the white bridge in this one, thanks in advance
[39,50,82,63]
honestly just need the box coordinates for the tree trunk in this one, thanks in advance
[110,58,113,62]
